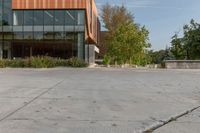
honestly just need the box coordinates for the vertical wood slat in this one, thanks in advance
[12,0,86,9]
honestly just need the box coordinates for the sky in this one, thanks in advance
[95,0,200,50]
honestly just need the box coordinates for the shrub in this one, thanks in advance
[67,57,88,67]
[30,56,56,68]
[55,59,69,67]
[9,59,26,68]
[0,59,9,68]
[0,56,88,68]
[103,55,111,65]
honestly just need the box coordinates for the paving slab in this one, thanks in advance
[0,68,200,133]
[155,108,200,133]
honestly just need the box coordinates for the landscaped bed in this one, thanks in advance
[0,56,88,68]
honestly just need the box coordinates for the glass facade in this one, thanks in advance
[0,0,85,59]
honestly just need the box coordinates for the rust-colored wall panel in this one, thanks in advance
[12,0,86,9]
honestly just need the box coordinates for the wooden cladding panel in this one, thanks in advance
[12,0,86,9]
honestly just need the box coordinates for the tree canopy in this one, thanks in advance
[101,4,151,65]
[101,4,133,36]
[171,19,200,60]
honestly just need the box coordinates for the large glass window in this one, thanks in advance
[24,32,33,40]
[0,0,3,26]
[0,32,3,39]
[1,9,86,60]
[34,32,43,40]
[3,0,12,26]
[54,10,64,25]
[3,32,13,40]
[77,11,85,25]
[55,32,65,40]
[13,11,23,26]
[13,32,23,40]
[66,33,75,43]
[44,10,54,25]
[34,10,43,25]
[77,33,84,59]
[65,10,76,25]
[44,32,54,40]
[24,11,33,26]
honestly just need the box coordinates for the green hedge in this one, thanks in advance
[0,56,88,68]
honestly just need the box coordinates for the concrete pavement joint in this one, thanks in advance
[139,105,200,133]
[0,80,64,122]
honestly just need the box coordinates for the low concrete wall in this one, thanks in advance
[165,60,200,69]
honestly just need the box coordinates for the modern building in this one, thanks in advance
[0,0,100,64]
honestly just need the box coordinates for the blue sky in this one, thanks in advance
[95,0,200,50]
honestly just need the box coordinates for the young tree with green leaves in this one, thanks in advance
[171,19,200,60]
[183,19,200,59]
[101,4,151,65]
[171,34,185,59]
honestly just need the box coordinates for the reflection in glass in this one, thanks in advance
[55,10,64,25]
[34,10,43,25]
[3,0,12,26]
[0,0,3,26]
[66,32,75,43]
[77,11,85,25]
[13,32,23,40]
[34,32,43,40]
[44,32,54,40]
[24,32,33,40]
[24,11,33,26]
[55,32,65,40]
[65,10,75,25]
[13,11,23,26]
[1,8,86,60]
[44,10,54,25]
[3,32,13,40]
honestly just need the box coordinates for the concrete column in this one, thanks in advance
[77,33,84,60]
[85,44,95,64]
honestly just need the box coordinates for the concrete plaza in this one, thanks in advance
[0,68,199,133]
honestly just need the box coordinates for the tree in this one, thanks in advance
[171,34,185,59]
[101,4,151,65]
[107,23,150,65]
[148,50,165,64]
[101,4,134,36]
[148,48,174,64]
[170,19,200,60]
[183,19,200,59]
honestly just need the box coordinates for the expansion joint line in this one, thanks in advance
[140,105,200,133]
[0,80,64,122]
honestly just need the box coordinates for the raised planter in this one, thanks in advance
[165,60,200,69]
